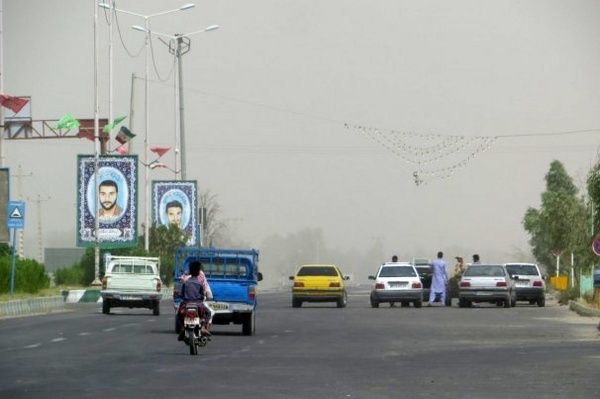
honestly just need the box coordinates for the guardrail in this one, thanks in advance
[0,296,65,318]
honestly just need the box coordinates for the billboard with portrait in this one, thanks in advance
[77,155,138,248]
[152,180,198,246]
[0,168,9,243]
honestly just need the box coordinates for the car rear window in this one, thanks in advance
[297,267,339,277]
[193,257,249,279]
[463,265,505,277]
[505,264,539,276]
[379,266,417,278]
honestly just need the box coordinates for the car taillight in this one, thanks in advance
[496,281,507,287]
[294,282,304,287]
[375,283,385,289]
[156,280,162,292]
[533,280,543,287]
[412,282,422,289]
[459,281,471,287]
[329,282,341,288]
[249,286,256,301]
[101,277,107,290]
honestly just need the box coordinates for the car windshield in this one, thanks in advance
[379,266,416,278]
[463,265,505,277]
[505,264,539,276]
[297,267,339,277]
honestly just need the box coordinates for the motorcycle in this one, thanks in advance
[182,303,210,355]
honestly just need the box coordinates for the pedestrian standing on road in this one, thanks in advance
[389,255,400,307]
[454,256,466,277]
[428,251,449,307]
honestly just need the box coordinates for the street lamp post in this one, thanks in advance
[132,25,219,181]
[98,2,195,251]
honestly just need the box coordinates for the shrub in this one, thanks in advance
[557,286,580,305]
[0,255,50,294]
[54,264,86,286]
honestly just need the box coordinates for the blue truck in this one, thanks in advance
[173,247,263,336]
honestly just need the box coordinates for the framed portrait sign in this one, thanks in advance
[152,180,198,246]
[77,155,138,248]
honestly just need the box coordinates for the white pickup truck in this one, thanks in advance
[101,256,163,315]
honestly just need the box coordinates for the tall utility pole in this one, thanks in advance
[28,194,50,263]
[146,25,219,181]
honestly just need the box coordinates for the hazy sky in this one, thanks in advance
[2,0,600,266]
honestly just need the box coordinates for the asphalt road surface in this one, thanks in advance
[0,287,599,399]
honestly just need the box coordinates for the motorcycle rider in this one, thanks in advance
[177,261,213,341]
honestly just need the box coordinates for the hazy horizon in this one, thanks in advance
[2,1,599,281]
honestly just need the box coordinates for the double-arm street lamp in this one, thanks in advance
[98,2,195,251]
[132,24,219,181]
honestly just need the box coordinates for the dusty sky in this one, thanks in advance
[2,0,600,266]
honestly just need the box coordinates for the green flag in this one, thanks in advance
[103,115,128,133]
[54,114,81,130]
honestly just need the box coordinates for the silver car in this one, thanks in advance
[458,264,516,308]
[504,263,546,307]
[369,262,424,308]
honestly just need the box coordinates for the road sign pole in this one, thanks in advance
[10,227,17,294]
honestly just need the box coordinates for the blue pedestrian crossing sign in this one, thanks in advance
[7,201,25,229]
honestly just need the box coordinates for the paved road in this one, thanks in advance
[0,287,598,399]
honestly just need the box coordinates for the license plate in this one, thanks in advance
[121,295,141,300]
[475,291,492,296]
[389,282,408,289]
[207,302,229,311]
[184,317,199,325]
[515,281,529,287]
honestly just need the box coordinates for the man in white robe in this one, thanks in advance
[428,251,449,306]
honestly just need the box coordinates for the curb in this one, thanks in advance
[568,300,600,318]
[0,296,65,318]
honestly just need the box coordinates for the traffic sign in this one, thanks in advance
[7,200,25,229]
[592,235,600,257]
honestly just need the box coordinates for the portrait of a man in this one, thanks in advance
[98,179,123,222]
[77,155,138,248]
[165,200,183,228]
[153,181,198,246]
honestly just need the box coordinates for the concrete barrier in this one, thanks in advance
[62,288,174,303]
[0,288,175,318]
[0,296,65,318]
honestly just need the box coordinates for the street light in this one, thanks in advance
[132,24,219,181]
[98,2,195,251]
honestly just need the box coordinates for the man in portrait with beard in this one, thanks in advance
[98,179,123,222]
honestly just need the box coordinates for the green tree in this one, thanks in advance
[587,160,600,235]
[0,243,10,257]
[148,223,188,285]
[523,160,591,275]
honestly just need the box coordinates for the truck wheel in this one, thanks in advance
[292,298,302,308]
[242,311,255,336]
[152,300,160,316]
[102,298,110,314]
